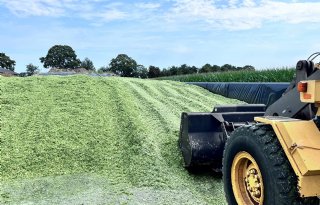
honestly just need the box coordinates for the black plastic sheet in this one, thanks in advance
[188,82,290,106]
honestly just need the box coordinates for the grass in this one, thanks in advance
[0,76,242,204]
[157,68,295,82]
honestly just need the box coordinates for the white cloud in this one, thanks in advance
[1,0,320,30]
[0,0,121,18]
[135,2,161,9]
[168,0,320,30]
[0,0,65,16]
[97,9,127,21]
[228,0,239,8]
[171,44,192,54]
[242,0,256,7]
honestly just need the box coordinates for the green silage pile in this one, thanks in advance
[0,76,240,204]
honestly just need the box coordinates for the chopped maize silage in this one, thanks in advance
[0,76,241,204]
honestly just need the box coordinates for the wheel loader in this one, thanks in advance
[179,53,320,205]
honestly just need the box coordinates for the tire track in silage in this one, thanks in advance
[129,81,188,120]
[128,80,212,126]
[101,78,149,186]
[164,81,236,106]
[128,79,222,170]
[125,80,229,204]
[124,80,190,175]
[122,81,182,184]
[106,79,176,187]
[89,78,127,172]
[153,81,212,112]
[125,79,176,133]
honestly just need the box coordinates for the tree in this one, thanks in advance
[199,63,212,73]
[178,64,189,75]
[211,65,221,72]
[190,66,198,74]
[81,57,95,70]
[176,64,198,75]
[26,63,39,76]
[168,66,178,76]
[160,68,170,77]
[109,54,138,77]
[0,53,16,71]
[40,45,81,69]
[243,65,255,71]
[134,65,148,79]
[97,66,109,73]
[148,65,161,78]
[221,64,236,72]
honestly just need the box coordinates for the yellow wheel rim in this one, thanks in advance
[231,151,264,205]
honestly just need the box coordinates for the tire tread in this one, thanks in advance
[222,124,319,205]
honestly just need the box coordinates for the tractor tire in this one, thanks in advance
[222,124,319,205]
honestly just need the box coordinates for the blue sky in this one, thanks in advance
[1,0,320,73]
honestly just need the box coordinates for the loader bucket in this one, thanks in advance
[179,112,225,169]
[179,104,265,170]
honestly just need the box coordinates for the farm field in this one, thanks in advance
[0,76,242,205]
[157,68,295,82]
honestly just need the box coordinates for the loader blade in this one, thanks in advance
[179,104,265,170]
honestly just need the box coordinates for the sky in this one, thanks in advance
[1,0,320,73]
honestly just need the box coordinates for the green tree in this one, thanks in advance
[168,66,178,76]
[134,65,148,79]
[199,63,212,73]
[148,65,161,78]
[176,64,198,75]
[178,64,189,75]
[109,54,137,77]
[160,68,170,77]
[243,65,255,71]
[40,45,81,69]
[212,65,221,72]
[221,64,236,72]
[81,57,95,70]
[0,53,16,71]
[26,63,39,76]
[190,66,198,74]
[97,66,109,73]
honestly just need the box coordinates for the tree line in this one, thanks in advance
[0,45,255,78]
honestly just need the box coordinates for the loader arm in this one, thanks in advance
[265,63,320,119]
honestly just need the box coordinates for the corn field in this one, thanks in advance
[157,68,295,82]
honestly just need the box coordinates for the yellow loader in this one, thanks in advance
[179,53,320,204]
